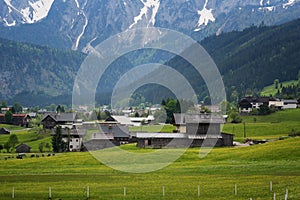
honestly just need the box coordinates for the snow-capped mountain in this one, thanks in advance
[1,0,54,26]
[0,0,300,51]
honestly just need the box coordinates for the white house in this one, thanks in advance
[269,99,284,109]
[283,100,298,109]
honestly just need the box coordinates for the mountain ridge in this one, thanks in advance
[1,0,300,51]
[1,18,300,106]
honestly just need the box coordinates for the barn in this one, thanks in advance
[136,114,233,148]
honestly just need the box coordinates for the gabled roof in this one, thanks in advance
[42,113,77,122]
[185,114,224,124]
[283,99,298,104]
[136,132,186,139]
[238,98,252,108]
[16,143,31,149]
[0,127,10,134]
[91,132,114,140]
[98,123,130,138]
[111,115,134,126]
[240,96,270,104]
[0,114,30,118]
[174,113,224,125]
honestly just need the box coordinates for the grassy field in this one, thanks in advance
[0,138,299,199]
[260,80,298,96]
[223,109,300,142]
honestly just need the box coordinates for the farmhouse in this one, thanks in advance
[42,113,77,129]
[51,124,86,151]
[136,114,233,148]
[0,114,31,127]
[238,96,299,113]
[283,99,298,109]
[16,143,31,153]
[83,121,131,150]
[238,97,270,113]
[83,132,117,151]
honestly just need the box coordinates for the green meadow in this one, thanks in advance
[0,109,299,199]
[223,109,300,142]
[260,80,298,96]
[0,138,299,199]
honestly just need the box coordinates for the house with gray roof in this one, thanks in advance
[136,113,233,148]
[42,113,77,129]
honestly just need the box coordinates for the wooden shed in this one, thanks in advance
[15,143,31,153]
[0,127,10,134]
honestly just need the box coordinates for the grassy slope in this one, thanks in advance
[223,109,300,141]
[0,138,299,199]
[260,80,298,96]
[0,128,52,152]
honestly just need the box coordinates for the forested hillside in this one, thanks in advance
[1,18,300,106]
[0,38,85,106]
[201,18,300,102]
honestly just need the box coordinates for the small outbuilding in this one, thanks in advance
[0,127,10,134]
[15,143,31,153]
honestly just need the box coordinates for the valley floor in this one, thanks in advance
[0,138,299,199]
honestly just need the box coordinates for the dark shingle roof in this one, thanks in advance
[42,113,77,122]
[173,113,224,125]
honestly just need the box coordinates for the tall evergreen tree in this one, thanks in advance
[52,126,67,153]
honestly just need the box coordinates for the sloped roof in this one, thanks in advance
[174,113,224,124]
[0,127,10,134]
[0,114,30,118]
[91,132,114,140]
[98,123,130,138]
[112,115,134,126]
[136,132,186,139]
[16,143,31,149]
[185,114,224,124]
[42,113,77,122]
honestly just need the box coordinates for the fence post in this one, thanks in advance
[162,186,165,197]
[234,184,237,196]
[273,192,276,200]
[284,188,288,200]
[198,185,200,197]
[124,187,126,197]
[49,187,52,199]
[12,186,14,199]
[87,186,90,199]
[270,181,272,191]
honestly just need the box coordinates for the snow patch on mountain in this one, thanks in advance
[260,0,271,6]
[72,0,89,51]
[283,0,296,8]
[3,18,15,27]
[3,0,54,25]
[194,0,215,32]
[259,6,276,11]
[129,0,160,29]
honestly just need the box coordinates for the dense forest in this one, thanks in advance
[0,38,85,106]
[133,19,300,104]
[0,18,300,107]
[201,19,300,102]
